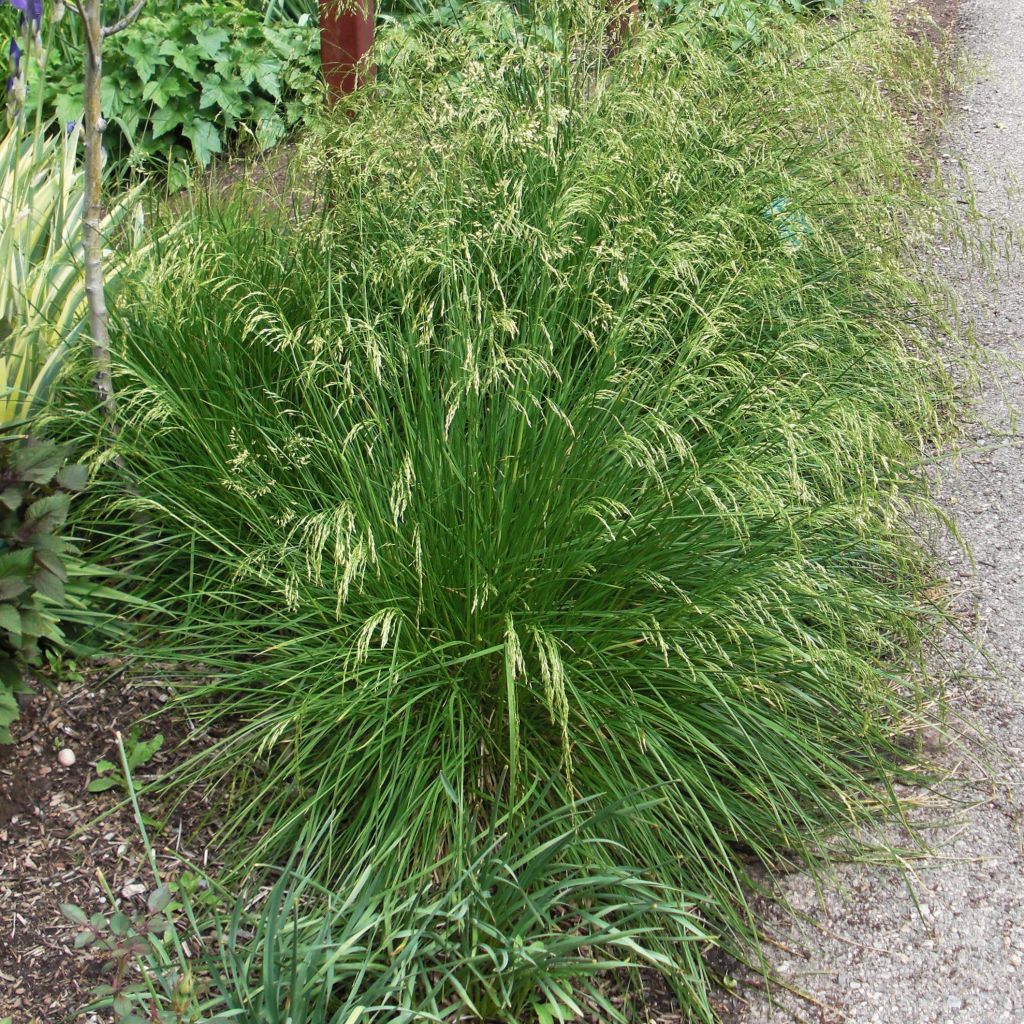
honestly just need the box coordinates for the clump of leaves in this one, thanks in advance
[89,725,165,793]
[0,433,87,744]
[61,884,203,1024]
[1,119,145,426]
[30,1,320,183]
[65,791,703,1024]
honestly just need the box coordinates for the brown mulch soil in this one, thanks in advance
[0,668,211,1023]
[900,0,961,43]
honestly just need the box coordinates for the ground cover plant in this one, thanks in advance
[0,434,89,743]
[68,0,961,1018]
[1,0,320,182]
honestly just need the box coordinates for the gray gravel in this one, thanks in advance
[720,2,1024,1022]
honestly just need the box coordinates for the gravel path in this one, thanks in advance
[721,3,1024,1022]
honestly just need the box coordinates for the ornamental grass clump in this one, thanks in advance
[84,1,957,1015]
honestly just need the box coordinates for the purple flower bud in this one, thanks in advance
[8,38,21,77]
[66,119,75,133]
[6,0,42,31]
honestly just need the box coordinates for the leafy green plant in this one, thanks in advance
[68,788,704,1024]
[0,433,87,742]
[88,724,164,792]
[24,1,320,182]
[44,645,86,683]
[62,887,174,1019]
[1,119,143,423]
[73,0,960,1016]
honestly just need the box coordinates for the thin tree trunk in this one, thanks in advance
[75,0,146,424]
[79,0,116,421]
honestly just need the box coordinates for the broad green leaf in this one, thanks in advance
[33,548,69,581]
[55,463,88,491]
[127,733,163,770]
[13,440,62,483]
[87,776,120,794]
[142,77,173,109]
[32,568,66,604]
[0,487,22,510]
[0,659,21,690]
[0,690,20,728]
[129,51,161,84]
[18,607,63,643]
[240,55,283,99]
[109,912,133,936]
[256,114,286,152]
[157,38,184,60]
[101,76,124,117]
[150,104,185,141]
[183,118,222,168]
[147,884,172,914]
[196,27,230,62]
[23,492,70,534]
[0,550,34,577]
[200,75,246,120]
[169,44,203,79]
[0,605,21,638]
[60,904,88,924]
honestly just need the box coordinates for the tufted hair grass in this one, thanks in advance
[75,1,961,1017]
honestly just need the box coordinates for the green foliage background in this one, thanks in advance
[2,0,320,181]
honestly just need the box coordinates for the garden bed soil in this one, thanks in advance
[0,670,213,1023]
[903,0,960,41]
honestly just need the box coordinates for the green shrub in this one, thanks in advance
[80,1,955,1016]
[3,1,320,182]
[0,433,87,743]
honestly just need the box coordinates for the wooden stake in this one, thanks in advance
[320,0,375,99]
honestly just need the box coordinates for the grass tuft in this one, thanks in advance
[72,1,962,1016]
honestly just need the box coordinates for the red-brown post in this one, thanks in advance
[320,0,375,98]
[605,0,639,59]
